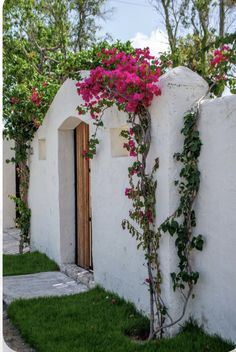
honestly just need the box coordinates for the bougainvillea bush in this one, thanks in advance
[159,37,236,96]
[210,44,236,94]
[76,48,166,339]
[76,47,161,158]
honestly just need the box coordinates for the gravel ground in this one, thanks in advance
[3,303,35,352]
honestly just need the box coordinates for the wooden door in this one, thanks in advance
[75,122,92,269]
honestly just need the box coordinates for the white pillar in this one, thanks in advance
[149,66,209,334]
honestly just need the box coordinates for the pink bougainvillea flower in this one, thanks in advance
[128,140,135,148]
[130,150,137,157]
[211,45,231,66]
[125,187,133,197]
[35,100,41,107]
[129,168,138,176]
[31,90,42,107]
[221,45,230,51]
[76,46,162,119]
[31,91,39,102]
[214,74,228,81]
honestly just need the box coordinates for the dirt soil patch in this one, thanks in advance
[3,303,34,352]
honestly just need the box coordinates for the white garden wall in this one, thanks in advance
[28,67,236,344]
[189,94,236,343]
[3,138,16,229]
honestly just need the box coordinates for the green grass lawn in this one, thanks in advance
[7,287,234,352]
[3,251,59,276]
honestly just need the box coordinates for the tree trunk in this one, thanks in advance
[219,0,225,37]
[17,160,30,253]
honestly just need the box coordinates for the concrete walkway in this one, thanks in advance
[3,228,90,351]
[3,271,88,305]
[3,228,89,304]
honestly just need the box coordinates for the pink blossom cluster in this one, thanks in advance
[211,45,231,66]
[76,47,161,116]
[31,88,42,107]
[214,74,228,81]
[82,149,90,161]
[124,184,153,223]
[123,138,137,157]
[125,187,133,197]
[128,160,142,176]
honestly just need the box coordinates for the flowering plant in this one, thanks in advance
[210,44,236,95]
[76,47,161,159]
[4,78,59,251]
[77,47,167,338]
[5,79,59,156]
[3,40,135,252]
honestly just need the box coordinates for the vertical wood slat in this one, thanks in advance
[76,122,91,269]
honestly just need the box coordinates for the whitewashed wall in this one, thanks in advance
[189,94,236,343]
[28,67,236,344]
[3,139,16,229]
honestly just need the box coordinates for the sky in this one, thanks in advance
[99,0,169,55]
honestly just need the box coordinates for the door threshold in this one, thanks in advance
[60,263,95,289]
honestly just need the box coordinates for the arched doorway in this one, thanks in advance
[75,122,93,269]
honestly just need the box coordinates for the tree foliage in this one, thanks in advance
[2,0,113,250]
[150,0,236,94]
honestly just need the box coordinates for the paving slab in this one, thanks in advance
[3,271,88,305]
[3,228,30,254]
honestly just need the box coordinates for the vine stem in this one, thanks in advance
[153,286,193,337]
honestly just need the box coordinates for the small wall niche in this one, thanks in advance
[110,126,129,157]
[38,139,46,160]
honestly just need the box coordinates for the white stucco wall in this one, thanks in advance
[28,67,236,344]
[3,138,16,229]
[91,67,209,316]
[188,94,236,343]
[29,79,88,264]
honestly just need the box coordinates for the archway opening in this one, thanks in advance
[58,116,92,269]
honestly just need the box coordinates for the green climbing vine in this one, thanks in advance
[154,104,204,334]
[164,108,204,293]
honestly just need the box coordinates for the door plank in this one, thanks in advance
[76,122,91,269]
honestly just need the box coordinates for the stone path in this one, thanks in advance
[3,271,88,305]
[3,228,30,254]
[3,228,92,351]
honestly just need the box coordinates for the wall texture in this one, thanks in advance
[28,67,236,343]
[189,94,236,342]
[3,139,16,229]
